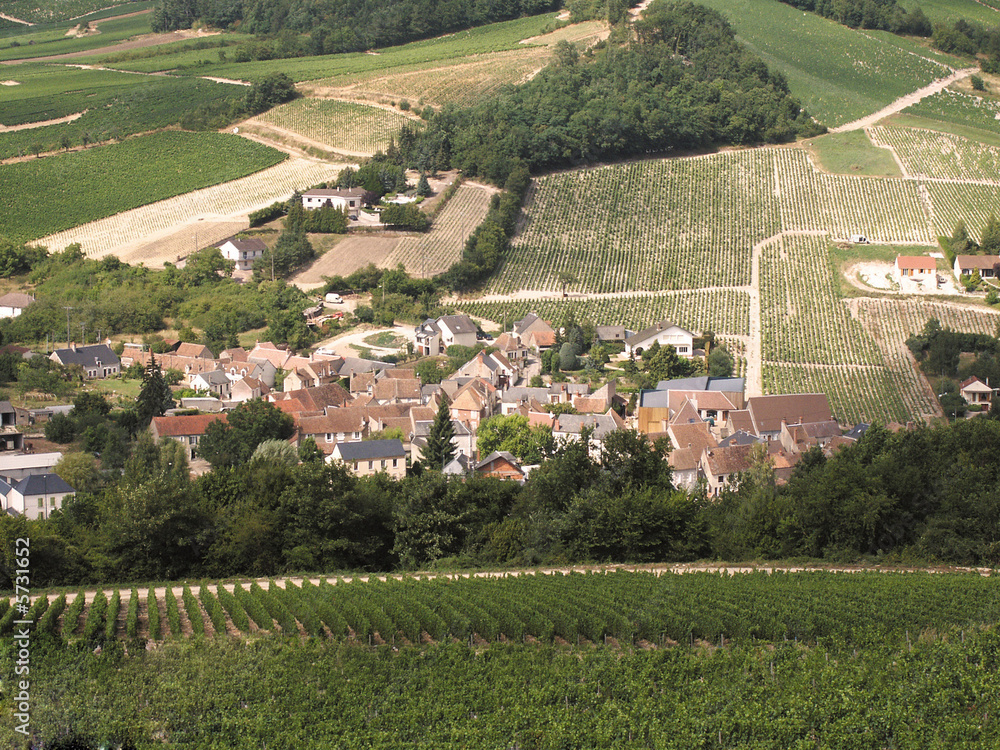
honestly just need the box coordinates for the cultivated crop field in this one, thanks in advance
[460,290,751,338]
[9,570,1000,748]
[303,22,608,109]
[900,88,1000,135]
[760,235,881,366]
[10,570,999,646]
[0,131,285,244]
[252,99,417,156]
[0,72,245,160]
[869,125,1000,182]
[695,0,951,127]
[0,0,148,24]
[34,157,346,260]
[145,13,561,83]
[774,149,932,243]
[379,184,493,276]
[0,10,153,61]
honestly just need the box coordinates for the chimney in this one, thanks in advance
[69,342,77,352]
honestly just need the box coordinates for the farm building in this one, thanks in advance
[301,188,365,217]
[150,413,227,461]
[218,238,267,272]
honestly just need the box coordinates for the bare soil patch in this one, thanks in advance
[14,25,218,63]
[0,110,86,132]
[289,234,401,288]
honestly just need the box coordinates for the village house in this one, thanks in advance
[296,407,368,455]
[230,376,268,403]
[175,342,215,359]
[414,315,479,356]
[492,332,529,364]
[960,376,995,406]
[189,369,232,400]
[894,255,937,283]
[701,444,756,497]
[282,359,340,391]
[301,187,365,217]
[512,312,556,352]
[475,451,526,482]
[411,418,475,466]
[667,418,718,491]
[779,419,842,454]
[447,378,497,430]
[454,350,517,388]
[0,292,35,319]
[954,254,1000,279]
[742,393,834,441]
[596,325,628,343]
[624,320,696,357]
[329,439,406,479]
[50,343,120,379]
[218,237,267,272]
[0,473,75,520]
[149,413,227,460]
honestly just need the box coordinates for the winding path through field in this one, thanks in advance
[830,67,980,133]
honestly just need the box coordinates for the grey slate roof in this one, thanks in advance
[52,344,119,369]
[439,315,477,334]
[13,473,74,495]
[655,376,746,392]
[844,423,870,440]
[336,439,406,461]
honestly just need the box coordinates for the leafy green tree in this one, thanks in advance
[298,437,323,463]
[199,399,295,469]
[44,413,77,444]
[559,342,578,371]
[477,414,554,464]
[980,214,1000,255]
[55,452,102,495]
[251,438,300,466]
[181,247,233,286]
[136,353,175,428]
[708,345,735,377]
[244,72,297,115]
[598,429,673,494]
[422,396,456,469]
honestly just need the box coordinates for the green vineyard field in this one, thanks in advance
[16,570,999,648]
[0,131,286,243]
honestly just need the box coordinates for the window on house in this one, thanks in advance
[354,461,358,470]
[368,461,373,470]
[353,432,361,439]
[392,459,398,468]
[326,433,333,443]
[381,460,387,469]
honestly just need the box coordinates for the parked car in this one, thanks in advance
[325,293,344,304]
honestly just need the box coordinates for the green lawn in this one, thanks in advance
[805,130,903,176]
[0,11,153,61]
[0,130,286,243]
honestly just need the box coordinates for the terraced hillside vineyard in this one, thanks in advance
[868,126,1000,183]
[379,184,494,276]
[492,150,778,294]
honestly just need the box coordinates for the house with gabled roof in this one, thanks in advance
[954,254,1000,279]
[150,413,228,460]
[231,376,268,403]
[302,188,365,217]
[0,292,35,319]
[175,342,214,359]
[745,393,833,440]
[190,369,231,400]
[329,438,406,478]
[415,315,478,356]
[512,312,556,352]
[218,237,267,272]
[297,407,368,455]
[624,320,695,357]
[701,444,756,497]
[475,451,526,482]
[960,376,995,405]
[493,332,529,363]
[50,343,120,379]
[894,255,936,283]
[1,473,75,520]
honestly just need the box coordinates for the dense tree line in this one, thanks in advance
[397,2,823,185]
[152,0,559,51]
[775,0,931,35]
[5,409,1000,589]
